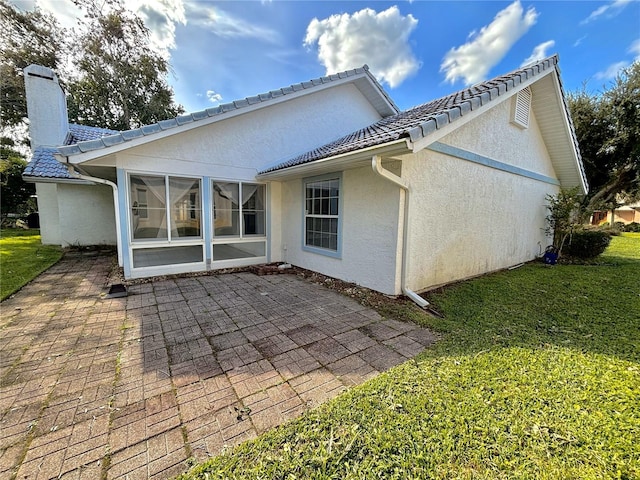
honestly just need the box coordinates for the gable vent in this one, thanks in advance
[511,87,531,128]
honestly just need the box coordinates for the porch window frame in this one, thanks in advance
[127,172,203,244]
[210,179,268,266]
[302,172,342,259]
[126,171,205,274]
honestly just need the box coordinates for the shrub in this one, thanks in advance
[613,221,626,231]
[624,222,640,232]
[563,229,611,259]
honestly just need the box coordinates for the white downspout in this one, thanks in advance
[66,165,123,267]
[371,155,429,308]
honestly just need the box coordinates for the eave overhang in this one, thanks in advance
[257,139,411,181]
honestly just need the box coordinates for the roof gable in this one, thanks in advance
[56,65,398,161]
[259,55,588,194]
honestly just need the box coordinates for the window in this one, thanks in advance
[211,181,267,262]
[129,174,201,241]
[304,175,340,254]
[212,182,265,237]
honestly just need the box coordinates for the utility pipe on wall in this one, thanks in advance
[371,155,429,308]
[66,165,123,267]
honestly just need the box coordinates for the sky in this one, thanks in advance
[11,0,640,113]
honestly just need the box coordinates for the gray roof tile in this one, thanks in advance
[26,65,393,179]
[23,147,73,179]
[24,123,119,180]
[121,129,143,141]
[259,55,563,174]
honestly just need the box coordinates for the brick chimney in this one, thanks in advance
[23,64,69,150]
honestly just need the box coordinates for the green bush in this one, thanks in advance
[563,229,612,259]
[624,222,640,232]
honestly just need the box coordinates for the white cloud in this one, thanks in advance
[629,39,640,61]
[206,90,223,103]
[441,1,538,85]
[13,0,185,58]
[593,39,640,80]
[595,61,629,80]
[303,6,420,88]
[131,0,186,55]
[186,2,280,43]
[27,0,81,29]
[521,40,555,67]
[573,35,587,47]
[581,0,631,24]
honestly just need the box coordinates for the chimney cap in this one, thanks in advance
[24,64,57,81]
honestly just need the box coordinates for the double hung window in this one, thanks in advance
[304,175,340,255]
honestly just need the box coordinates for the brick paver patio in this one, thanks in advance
[0,254,436,479]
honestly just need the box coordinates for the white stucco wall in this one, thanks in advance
[112,83,382,181]
[56,184,116,246]
[405,99,559,291]
[36,183,61,245]
[279,164,403,295]
[268,182,283,263]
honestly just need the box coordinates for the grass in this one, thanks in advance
[178,233,640,480]
[0,229,63,301]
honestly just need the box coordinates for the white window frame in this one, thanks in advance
[126,171,205,277]
[302,172,342,258]
[211,180,267,268]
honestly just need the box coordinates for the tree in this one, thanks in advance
[66,0,183,130]
[0,138,35,218]
[568,63,640,212]
[545,187,584,254]
[1,0,183,136]
[0,0,66,130]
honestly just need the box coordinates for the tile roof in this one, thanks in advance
[23,147,74,179]
[56,65,393,158]
[23,124,119,180]
[260,56,561,174]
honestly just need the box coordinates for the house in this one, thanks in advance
[23,56,588,303]
[591,202,640,226]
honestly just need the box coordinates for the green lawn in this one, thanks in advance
[179,234,640,480]
[0,229,63,301]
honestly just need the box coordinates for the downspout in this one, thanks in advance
[65,164,123,267]
[371,155,429,308]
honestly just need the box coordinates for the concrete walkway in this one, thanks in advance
[0,254,436,479]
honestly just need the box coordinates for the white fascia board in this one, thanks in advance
[23,176,94,185]
[257,139,411,181]
[58,74,391,166]
[548,72,589,195]
[410,69,555,154]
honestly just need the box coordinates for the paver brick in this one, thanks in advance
[2,253,435,479]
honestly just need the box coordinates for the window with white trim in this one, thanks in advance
[211,181,267,262]
[304,175,340,253]
[129,174,202,241]
[212,182,265,237]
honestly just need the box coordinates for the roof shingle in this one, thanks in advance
[55,65,391,158]
[259,56,560,174]
[23,124,119,180]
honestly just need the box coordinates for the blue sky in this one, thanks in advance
[13,0,640,112]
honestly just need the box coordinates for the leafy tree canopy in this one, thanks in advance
[569,62,640,211]
[0,137,35,216]
[0,0,66,130]
[0,0,183,135]
[67,0,183,130]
